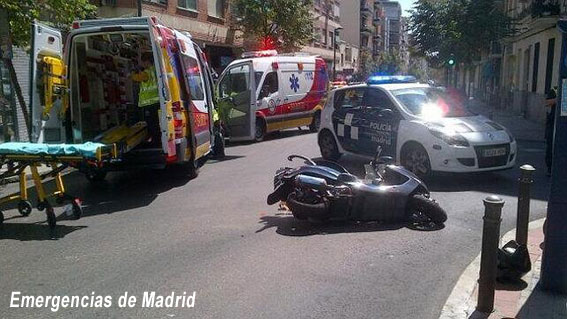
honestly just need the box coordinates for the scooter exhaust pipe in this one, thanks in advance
[295,175,328,191]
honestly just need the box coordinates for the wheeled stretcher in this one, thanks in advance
[0,142,117,228]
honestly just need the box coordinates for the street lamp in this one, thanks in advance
[333,27,343,81]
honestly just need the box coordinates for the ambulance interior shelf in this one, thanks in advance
[69,31,159,153]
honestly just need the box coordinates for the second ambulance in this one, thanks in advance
[217,50,329,141]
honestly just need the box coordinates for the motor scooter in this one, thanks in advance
[267,147,447,224]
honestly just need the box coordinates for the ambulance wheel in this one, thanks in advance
[46,206,56,229]
[318,130,341,161]
[72,199,82,220]
[18,200,33,217]
[213,131,225,158]
[309,111,321,132]
[85,170,107,182]
[255,118,266,142]
[183,160,200,179]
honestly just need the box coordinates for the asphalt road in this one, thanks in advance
[0,130,550,319]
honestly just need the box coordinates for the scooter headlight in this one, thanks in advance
[428,128,469,147]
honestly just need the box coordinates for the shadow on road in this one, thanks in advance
[0,167,195,239]
[256,213,445,236]
[225,128,314,147]
[0,223,87,241]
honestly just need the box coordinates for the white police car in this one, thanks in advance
[317,76,517,177]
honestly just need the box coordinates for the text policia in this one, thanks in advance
[9,291,197,312]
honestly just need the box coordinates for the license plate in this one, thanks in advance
[483,147,506,157]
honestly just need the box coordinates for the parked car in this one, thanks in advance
[317,75,517,177]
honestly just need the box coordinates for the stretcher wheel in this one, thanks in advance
[0,211,4,225]
[46,206,56,229]
[72,200,82,220]
[37,201,45,211]
[18,200,33,217]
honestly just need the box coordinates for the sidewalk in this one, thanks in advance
[467,99,545,143]
[440,219,567,318]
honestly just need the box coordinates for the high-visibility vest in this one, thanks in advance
[139,66,160,107]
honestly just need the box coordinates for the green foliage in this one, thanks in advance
[408,0,511,67]
[355,50,405,80]
[0,0,97,48]
[232,0,314,52]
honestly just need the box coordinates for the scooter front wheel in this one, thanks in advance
[407,194,447,225]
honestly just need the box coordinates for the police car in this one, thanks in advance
[317,76,517,177]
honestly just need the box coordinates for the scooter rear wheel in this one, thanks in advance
[286,192,329,221]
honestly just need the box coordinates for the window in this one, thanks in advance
[145,0,167,5]
[208,0,224,18]
[335,88,365,109]
[258,72,279,99]
[532,42,540,92]
[181,55,205,100]
[219,64,250,98]
[545,38,555,94]
[178,0,196,10]
[364,88,395,109]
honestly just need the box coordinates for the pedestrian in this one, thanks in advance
[545,86,558,176]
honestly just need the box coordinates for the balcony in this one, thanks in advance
[513,0,563,34]
[361,25,373,34]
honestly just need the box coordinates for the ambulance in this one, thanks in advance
[216,50,329,141]
[30,17,221,180]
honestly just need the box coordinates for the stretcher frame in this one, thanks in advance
[0,144,117,229]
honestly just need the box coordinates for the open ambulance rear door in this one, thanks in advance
[30,22,66,143]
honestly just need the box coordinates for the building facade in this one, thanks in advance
[463,0,564,124]
[96,0,240,73]
[378,0,402,53]
[339,0,375,56]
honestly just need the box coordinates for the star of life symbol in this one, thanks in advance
[289,74,300,93]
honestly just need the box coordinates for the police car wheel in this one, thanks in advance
[255,118,266,142]
[309,111,321,133]
[318,131,341,161]
[401,143,431,178]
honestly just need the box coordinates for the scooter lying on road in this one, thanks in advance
[267,147,447,225]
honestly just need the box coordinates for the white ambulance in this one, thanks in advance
[30,17,220,179]
[216,50,329,141]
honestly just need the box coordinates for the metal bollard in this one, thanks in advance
[477,195,505,314]
[516,165,535,246]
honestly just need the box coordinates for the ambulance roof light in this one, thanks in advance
[366,75,417,85]
[241,50,278,58]
[72,21,80,29]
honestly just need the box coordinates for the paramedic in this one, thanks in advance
[132,52,160,107]
[132,52,160,145]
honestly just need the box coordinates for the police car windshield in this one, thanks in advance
[391,87,472,118]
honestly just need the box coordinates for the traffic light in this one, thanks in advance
[447,54,456,67]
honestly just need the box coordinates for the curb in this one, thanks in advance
[439,218,546,319]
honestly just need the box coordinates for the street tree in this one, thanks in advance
[231,0,314,52]
[0,0,96,134]
[408,0,510,67]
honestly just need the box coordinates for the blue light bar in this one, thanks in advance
[366,75,417,85]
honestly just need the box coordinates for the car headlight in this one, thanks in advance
[428,128,470,147]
